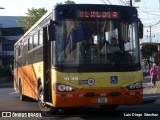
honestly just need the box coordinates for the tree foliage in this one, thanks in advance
[56,0,75,5]
[141,43,158,59]
[17,7,47,31]
[65,0,75,4]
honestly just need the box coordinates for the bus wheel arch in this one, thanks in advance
[38,85,58,114]
[38,78,42,89]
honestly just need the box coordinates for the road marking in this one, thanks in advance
[143,95,160,99]
[9,91,19,94]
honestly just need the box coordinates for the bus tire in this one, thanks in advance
[99,105,118,111]
[19,82,27,101]
[38,85,58,114]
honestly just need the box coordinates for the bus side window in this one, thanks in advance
[33,32,38,48]
[18,46,21,57]
[28,37,33,51]
[39,29,43,45]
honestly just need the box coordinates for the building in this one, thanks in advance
[0,16,24,66]
[153,43,160,66]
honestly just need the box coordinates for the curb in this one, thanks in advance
[143,94,160,103]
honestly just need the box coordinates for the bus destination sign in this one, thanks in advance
[78,11,119,19]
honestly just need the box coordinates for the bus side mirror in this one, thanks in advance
[139,21,143,39]
[47,20,58,41]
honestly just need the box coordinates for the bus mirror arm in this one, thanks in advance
[139,20,143,39]
[47,20,58,41]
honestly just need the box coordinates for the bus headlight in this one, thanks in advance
[57,84,66,92]
[54,83,77,92]
[127,82,142,90]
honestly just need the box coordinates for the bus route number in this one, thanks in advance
[98,98,107,103]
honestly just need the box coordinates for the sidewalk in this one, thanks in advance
[143,75,160,102]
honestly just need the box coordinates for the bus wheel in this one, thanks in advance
[99,105,118,111]
[38,85,58,114]
[19,82,27,101]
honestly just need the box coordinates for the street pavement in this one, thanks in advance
[143,75,160,102]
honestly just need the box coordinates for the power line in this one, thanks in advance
[99,0,107,4]
[143,20,160,27]
[106,0,112,4]
[139,10,160,13]
[99,0,112,4]
[146,25,155,43]
[141,0,151,26]
[120,0,128,6]
[141,17,160,20]
[138,8,160,16]
[118,0,121,5]
[140,7,160,10]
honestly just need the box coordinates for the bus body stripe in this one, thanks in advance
[54,92,142,98]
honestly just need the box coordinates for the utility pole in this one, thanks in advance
[129,0,141,6]
[146,25,155,69]
[130,0,132,6]
[149,25,152,42]
[147,25,155,43]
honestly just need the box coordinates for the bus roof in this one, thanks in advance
[54,4,137,11]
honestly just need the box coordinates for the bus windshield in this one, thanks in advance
[55,19,139,67]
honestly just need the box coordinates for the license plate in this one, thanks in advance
[98,98,107,103]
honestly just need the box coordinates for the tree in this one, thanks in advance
[65,0,75,4]
[56,0,75,5]
[141,43,158,69]
[141,43,158,59]
[17,7,47,31]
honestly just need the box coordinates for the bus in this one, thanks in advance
[14,4,143,113]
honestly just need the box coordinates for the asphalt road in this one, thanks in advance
[1,81,160,120]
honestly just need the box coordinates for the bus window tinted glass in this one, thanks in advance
[39,29,43,45]
[56,19,138,66]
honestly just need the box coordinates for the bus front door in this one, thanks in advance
[43,26,52,103]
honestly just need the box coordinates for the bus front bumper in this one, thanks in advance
[52,88,143,107]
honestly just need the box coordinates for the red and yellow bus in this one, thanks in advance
[14,4,143,113]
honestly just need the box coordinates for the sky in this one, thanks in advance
[0,0,160,43]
